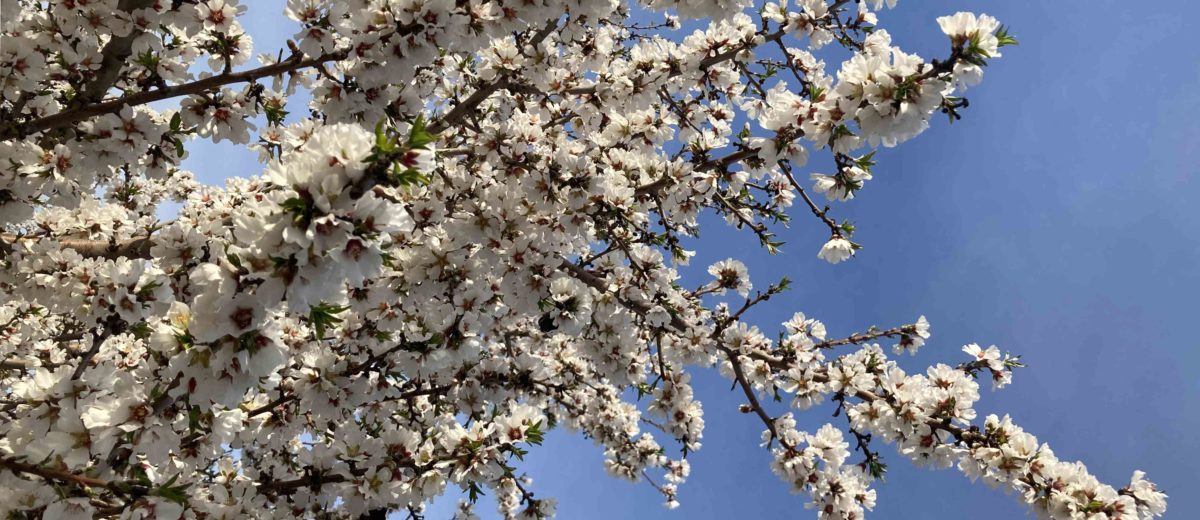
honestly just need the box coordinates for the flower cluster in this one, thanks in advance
[0,1,1163,519]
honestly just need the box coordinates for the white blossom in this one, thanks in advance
[0,2,1163,519]
[818,237,855,264]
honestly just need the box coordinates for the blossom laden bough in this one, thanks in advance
[0,1,1164,519]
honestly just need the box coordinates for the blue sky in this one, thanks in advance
[190,1,1200,517]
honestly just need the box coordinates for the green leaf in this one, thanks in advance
[961,50,989,67]
[188,406,202,434]
[995,25,1019,48]
[467,481,486,503]
[390,163,429,188]
[309,302,349,340]
[765,239,785,255]
[525,420,545,445]
[854,151,876,170]
[153,475,192,506]
[280,196,315,226]
[137,280,163,298]
[374,119,395,152]
[840,220,856,237]
[867,459,888,480]
[737,124,751,141]
[129,321,153,340]
[173,328,194,349]
[264,104,289,126]
[510,446,527,460]
[635,382,653,400]
[406,114,435,149]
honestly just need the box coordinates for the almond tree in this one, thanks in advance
[0,1,1167,519]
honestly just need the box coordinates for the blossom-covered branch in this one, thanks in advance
[0,1,1162,519]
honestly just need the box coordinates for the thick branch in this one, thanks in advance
[244,383,453,418]
[427,79,521,135]
[75,0,157,106]
[69,317,121,380]
[0,234,152,260]
[427,19,559,135]
[0,456,112,489]
[559,260,690,333]
[719,345,789,447]
[1,51,346,140]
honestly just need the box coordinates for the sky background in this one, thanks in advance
[189,1,1200,518]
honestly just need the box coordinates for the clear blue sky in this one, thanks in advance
[190,1,1200,518]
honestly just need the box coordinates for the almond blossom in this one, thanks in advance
[0,1,1163,519]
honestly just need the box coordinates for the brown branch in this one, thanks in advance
[567,263,793,454]
[778,160,840,233]
[70,317,120,380]
[427,19,559,135]
[74,0,157,106]
[565,28,788,98]
[719,345,790,448]
[245,383,452,419]
[814,326,908,350]
[246,393,297,418]
[559,261,690,334]
[0,335,90,371]
[634,146,758,197]
[1,51,347,140]
[261,471,351,493]
[0,456,113,489]
[427,78,518,135]
[0,234,152,260]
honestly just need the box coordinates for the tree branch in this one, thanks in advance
[1,50,347,140]
[0,234,152,260]
[74,0,157,107]
[427,19,560,135]
[0,456,113,489]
